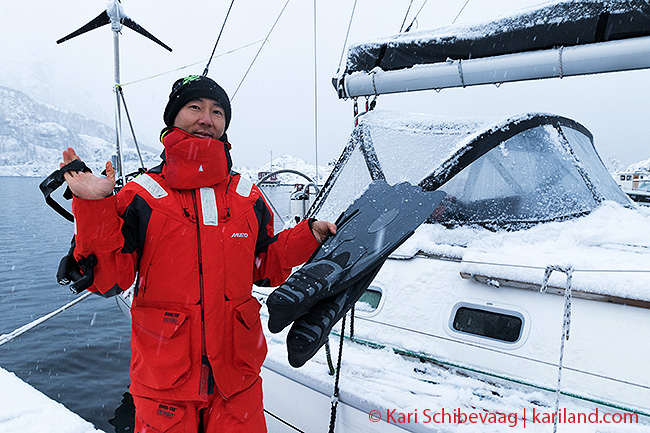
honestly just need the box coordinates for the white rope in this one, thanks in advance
[541,265,574,433]
[457,59,466,87]
[370,69,379,95]
[0,292,93,347]
[447,57,466,88]
[558,46,565,79]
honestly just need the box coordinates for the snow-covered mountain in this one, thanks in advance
[0,87,333,183]
[0,86,160,177]
[626,157,650,172]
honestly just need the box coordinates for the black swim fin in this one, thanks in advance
[286,264,382,368]
[267,180,446,334]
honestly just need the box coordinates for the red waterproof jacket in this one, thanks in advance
[72,129,318,401]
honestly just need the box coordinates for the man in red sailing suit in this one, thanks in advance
[60,75,336,433]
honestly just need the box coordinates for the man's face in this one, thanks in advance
[173,98,226,140]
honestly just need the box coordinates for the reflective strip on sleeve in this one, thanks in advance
[200,187,219,226]
[235,176,253,198]
[132,174,168,199]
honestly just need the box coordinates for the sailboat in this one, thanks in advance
[255,1,650,431]
[23,0,650,431]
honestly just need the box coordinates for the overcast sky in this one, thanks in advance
[2,0,649,175]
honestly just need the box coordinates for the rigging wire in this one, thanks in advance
[117,40,264,88]
[399,0,415,33]
[232,0,291,100]
[404,0,429,32]
[117,87,145,170]
[335,0,358,74]
[451,0,471,24]
[0,292,93,347]
[113,88,127,187]
[459,258,650,273]
[203,0,236,77]
[313,0,319,184]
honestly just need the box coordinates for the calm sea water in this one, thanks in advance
[0,177,131,432]
[0,177,295,432]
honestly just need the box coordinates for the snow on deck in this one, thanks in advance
[395,201,650,302]
[0,367,102,433]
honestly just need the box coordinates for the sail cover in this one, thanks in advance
[335,0,650,98]
[346,0,650,73]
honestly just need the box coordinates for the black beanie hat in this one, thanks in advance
[163,75,231,130]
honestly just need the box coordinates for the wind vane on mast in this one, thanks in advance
[56,0,172,187]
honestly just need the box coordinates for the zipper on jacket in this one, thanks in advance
[224,175,233,219]
[191,189,213,396]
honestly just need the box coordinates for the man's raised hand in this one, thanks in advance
[61,147,115,199]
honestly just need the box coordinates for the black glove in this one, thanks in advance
[57,237,97,294]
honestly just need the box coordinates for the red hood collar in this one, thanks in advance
[161,128,230,189]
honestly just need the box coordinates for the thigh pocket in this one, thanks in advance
[131,307,192,390]
[134,395,187,433]
[232,298,267,375]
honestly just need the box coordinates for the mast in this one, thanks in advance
[113,30,126,186]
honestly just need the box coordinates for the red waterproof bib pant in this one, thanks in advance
[72,135,318,432]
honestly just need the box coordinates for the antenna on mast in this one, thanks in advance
[56,0,172,187]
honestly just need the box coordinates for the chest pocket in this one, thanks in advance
[222,209,259,300]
